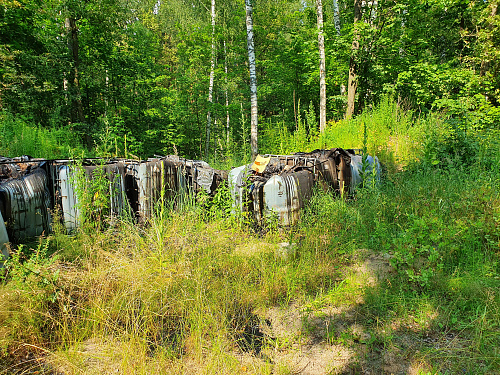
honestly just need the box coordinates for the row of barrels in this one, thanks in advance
[0,149,380,261]
[0,156,227,261]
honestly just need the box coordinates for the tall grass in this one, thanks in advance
[259,96,451,171]
[0,207,346,373]
[0,111,88,158]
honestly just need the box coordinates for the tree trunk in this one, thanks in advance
[333,0,341,36]
[480,3,498,76]
[317,0,326,133]
[224,40,230,145]
[65,17,84,124]
[333,0,345,95]
[245,0,258,159]
[205,0,216,159]
[345,0,362,119]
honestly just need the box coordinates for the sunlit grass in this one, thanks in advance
[0,112,89,159]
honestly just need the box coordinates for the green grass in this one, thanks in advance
[0,111,89,159]
[0,101,499,374]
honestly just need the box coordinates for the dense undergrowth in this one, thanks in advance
[0,112,89,159]
[0,101,499,374]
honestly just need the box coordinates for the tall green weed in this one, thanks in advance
[0,111,88,158]
[72,162,110,233]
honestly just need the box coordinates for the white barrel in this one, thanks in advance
[349,154,381,192]
[0,211,9,263]
[104,163,128,220]
[0,168,52,240]
[228,165,249,215]
[58,165,80,231]
[263,170,314,226]
[137,160,183,221]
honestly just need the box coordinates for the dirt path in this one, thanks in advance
[234,251,465,375]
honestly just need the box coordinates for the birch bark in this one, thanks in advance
[345,0,362,119]
[333,0,341,36]
[205,0,216,158]
[65,17,84,124]
[224,40,230,145]
[245,0,258,159]
[317,0,326,133]
[333,0,345,95]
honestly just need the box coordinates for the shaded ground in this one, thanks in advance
[233,252,475,375]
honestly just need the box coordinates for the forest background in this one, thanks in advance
[1,0,499,161]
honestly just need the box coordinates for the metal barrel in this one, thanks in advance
[0,168,52,241]
[0,211,9,264]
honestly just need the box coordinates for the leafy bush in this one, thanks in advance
[73,162,111,232]
[419,126,479,169]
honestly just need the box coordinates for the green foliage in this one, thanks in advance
[419,127,479,169]
[0,111,88,158]
[2,240,59,295]
[0,239,62,357]
[73,162,110,232]
[0,0,499,161]
[355,164,500,289]
[434,93,500,131]
[201,180,234,221]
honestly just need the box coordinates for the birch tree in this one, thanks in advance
[205,0,216,158]
[332,0,345,97]
[346,0,362,119]
[317,0,326,132]
[333,0,341,36]
[224,40,230,145]
[65,15,84,124]
[245,0,258,159]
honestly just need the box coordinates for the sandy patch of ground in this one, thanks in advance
[233,250,467,375]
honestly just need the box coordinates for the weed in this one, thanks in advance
[3,239,59,297]
[72,161,110,233]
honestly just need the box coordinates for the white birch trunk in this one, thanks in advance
[245,0,258,159]
[60,12,69,103]
[346,0,362,119]
[317,0,326,133]
[333,0,344,95]
[205,0,216,158]
[224,40,230,145]
[333,0,341,36]
[400,7,407,57]
[365,0,378,24]
[63,73,69,102]
[65,16,84,124]
[105,69,109,116]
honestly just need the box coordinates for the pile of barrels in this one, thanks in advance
[229,148,380,226]
[0,149,380,261]
[0,156,227,261]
